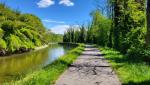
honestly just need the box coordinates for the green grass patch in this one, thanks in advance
[100,47,150,85]
[5,44,85,85]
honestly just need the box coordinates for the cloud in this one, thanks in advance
[42,19,65,24]
[50,24,80,34]
[50,25,70,34]
[59,0,74,6]
[37,0,55,8]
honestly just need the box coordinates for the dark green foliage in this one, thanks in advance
[111,0,146,53]
[127,45,150,62]
[146,0,150,45]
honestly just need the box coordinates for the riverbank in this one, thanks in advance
[100,47,150,85]
[4,44,85,85]
[34,45,49,51]
[0,44,50,57]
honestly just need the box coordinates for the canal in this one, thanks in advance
[0,44,75,82]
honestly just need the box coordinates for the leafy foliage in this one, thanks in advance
[6,34,22,52]
[90,10,111,46]
[0,38,6,49]
[0,4,62,54]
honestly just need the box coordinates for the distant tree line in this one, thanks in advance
[63,25,86,43]
[63,10,111,46]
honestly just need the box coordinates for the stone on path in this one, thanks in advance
[55,45,121,85]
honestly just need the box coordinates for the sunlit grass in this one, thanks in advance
[100,47,150,85]
[4,44,85,85]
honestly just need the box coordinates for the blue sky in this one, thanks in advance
[1,0,106,34]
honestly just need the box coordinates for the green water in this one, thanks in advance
[0,44,73,82]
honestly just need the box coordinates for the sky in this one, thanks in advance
[0,0,106,34]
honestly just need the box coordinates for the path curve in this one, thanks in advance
[55,45,121,85]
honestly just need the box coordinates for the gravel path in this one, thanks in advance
[55,45,121,85]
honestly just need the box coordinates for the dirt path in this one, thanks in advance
[55,45,121,85]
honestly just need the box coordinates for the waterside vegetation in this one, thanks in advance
[0,3,62,56]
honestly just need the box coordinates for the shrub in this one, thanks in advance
[20,28,33,40]
[127,46,150,62]
[0,39,6,49]
[1,20,15,34]
[6,34,22,52]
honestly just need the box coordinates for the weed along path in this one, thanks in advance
[55,45,121,85]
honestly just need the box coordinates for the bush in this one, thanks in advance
[127,46,150,61]
[20,28,33,40]
[33,38,42,46]
[1,20,16,34]
[6,34,22,52]
[0,39,6,49]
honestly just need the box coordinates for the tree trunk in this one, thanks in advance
[113,0,121,49]
[146,0,150,45]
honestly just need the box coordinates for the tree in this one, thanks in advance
[146,0,150,45]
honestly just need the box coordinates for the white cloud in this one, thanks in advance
[50,25,70,34]
[37,0,55,8]
[43,19,65,24]
[59,0,74,6]
[50,24,80,34]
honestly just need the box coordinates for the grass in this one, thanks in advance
[100,47,150,85]
[4,44,85,85]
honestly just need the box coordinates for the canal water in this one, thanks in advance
[0,44,74,82]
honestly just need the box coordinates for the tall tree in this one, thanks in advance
[146,0,150,45]
[113,0,123,50]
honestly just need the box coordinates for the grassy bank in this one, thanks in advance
[5,44,85,85]
[100,47,150,85]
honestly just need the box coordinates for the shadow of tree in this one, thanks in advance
[103,51,144,64]
[101,48,150,85]
[81,53,105,57]
[122,80,150,85]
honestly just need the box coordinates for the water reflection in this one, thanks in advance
[0,44,73,82]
